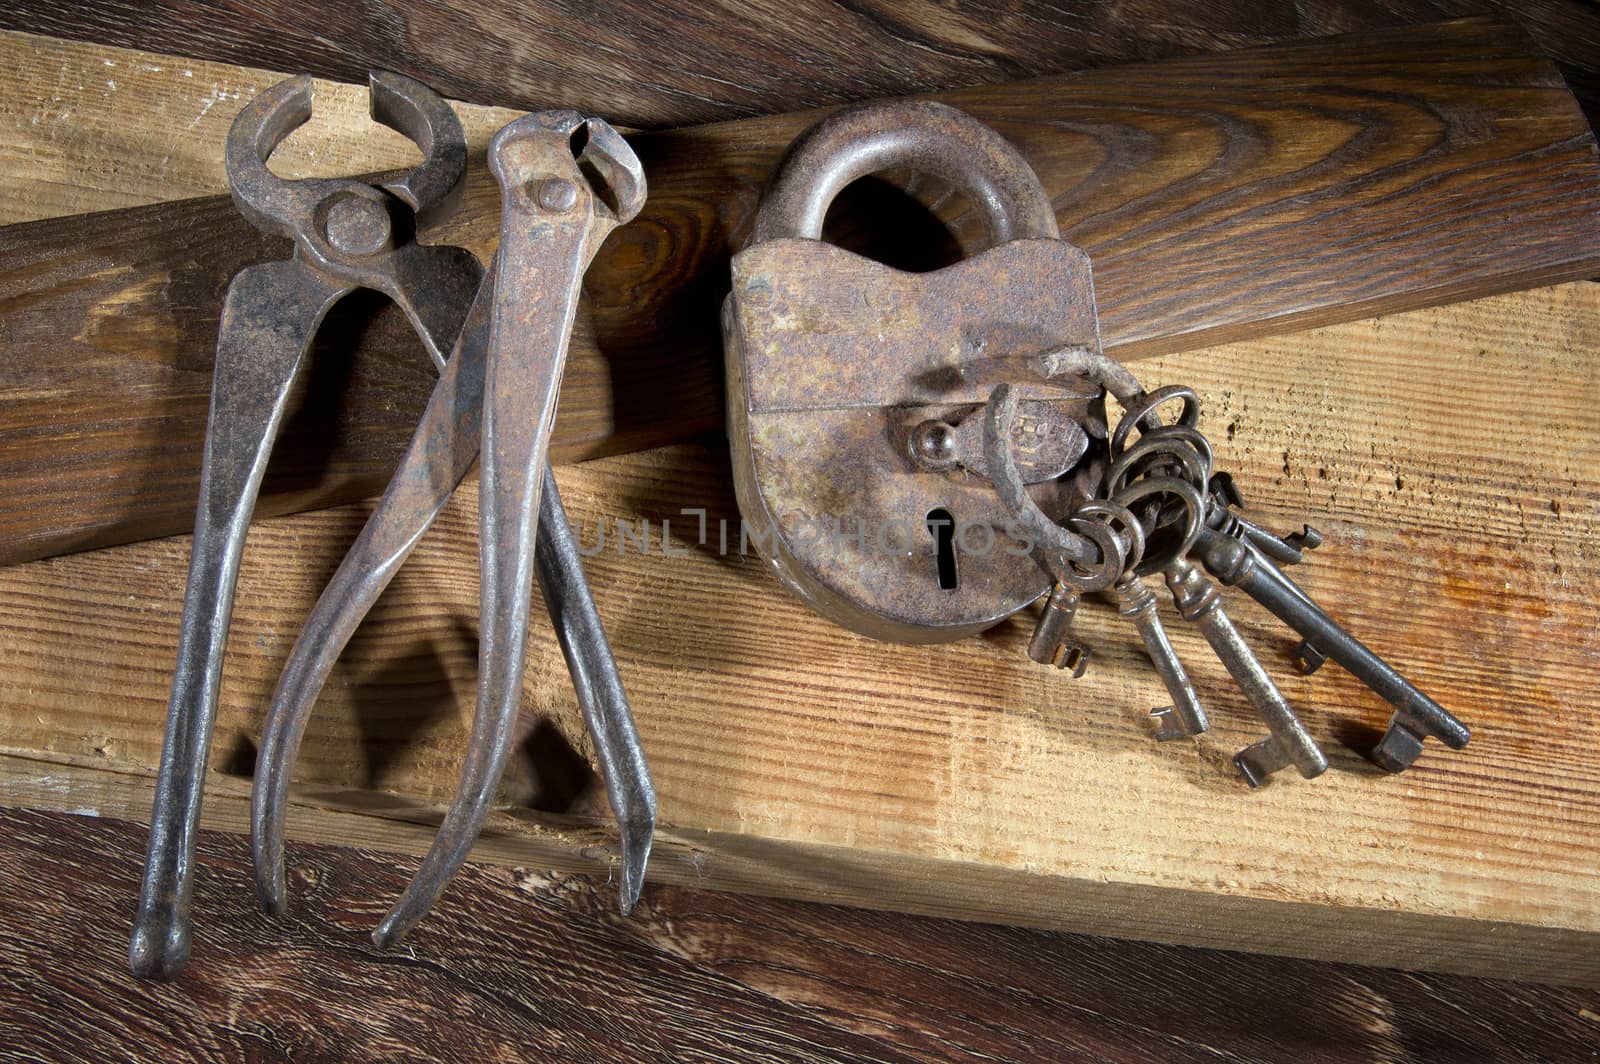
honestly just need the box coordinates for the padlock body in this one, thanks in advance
[724,237,1107,644]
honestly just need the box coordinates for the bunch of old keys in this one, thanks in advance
[725,100,1470,788]
[132,72,655,979]
[983,362,1471,784]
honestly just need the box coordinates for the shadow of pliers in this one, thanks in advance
[241,112,654,950]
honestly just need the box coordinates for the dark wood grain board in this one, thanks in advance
[5,0,1598,129]
[3,805,1598,1062]
[0,197,630,561]
[2,18,1596,568]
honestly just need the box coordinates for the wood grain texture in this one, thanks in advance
[0,31,523,227]
[5,0,1598,130]
[3,282,1597,983]
[7,806,1600,1063]
[2,19,1598,567]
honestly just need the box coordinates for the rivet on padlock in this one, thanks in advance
[723,99,1108,643]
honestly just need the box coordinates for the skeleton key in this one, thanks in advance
[1076,496,1210,741]
[1117,571,1209,740]
[1191,528,1470,772]
[1021,517,1126,675]
[1027,582,1093,676]
[1165,557,1328,785]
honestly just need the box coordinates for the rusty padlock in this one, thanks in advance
[723,100,1109,643]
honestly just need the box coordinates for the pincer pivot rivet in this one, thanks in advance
[535,177,580,212]
[323,195,392,256]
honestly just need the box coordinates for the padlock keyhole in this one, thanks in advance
[925,507,960,591]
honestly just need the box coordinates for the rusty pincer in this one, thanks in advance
[130,72,480,980]
[246,110,654,951]
[132,75,653,978]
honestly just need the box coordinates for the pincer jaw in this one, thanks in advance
[225,70,469,242]
[488,112,646,229]
[367,70,469,223]
[224,73,317,239]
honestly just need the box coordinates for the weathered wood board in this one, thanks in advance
[9,806,1600,1061]
[0,31,523,225]
[6,0,1599,130]
[1,20,1597,566]
[3,280,1596,983]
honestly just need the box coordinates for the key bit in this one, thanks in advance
[1293,639,1330,675]
[1029,582,1092,676]
[1192,528,1469,772]
[1165,558,1328,784]
[1284,525,1324,553]
[131,71,480,981]
[1115,574,1208,740]
[1209,470,1246,512]
[1234,734,1315,788]
[1205,474,1322,568]
[1235,516,1315,567]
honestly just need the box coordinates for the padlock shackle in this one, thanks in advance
[752,100,1059,249]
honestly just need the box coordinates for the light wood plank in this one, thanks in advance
[0,30,521,225]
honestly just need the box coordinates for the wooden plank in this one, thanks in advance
[3,281,1597,983]
[5,0,1597,129]
[7,807,1599,1062]
[2,19,1598,568]
[0,31,523,227]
